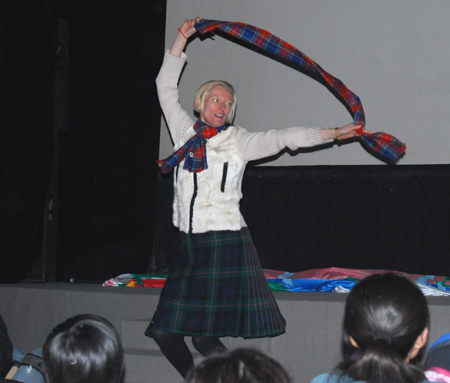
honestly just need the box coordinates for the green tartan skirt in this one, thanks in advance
[145,227,286,338]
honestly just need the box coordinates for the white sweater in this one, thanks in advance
[156,51,332,234]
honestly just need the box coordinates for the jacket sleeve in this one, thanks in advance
[235,126,333,162]
[155,51,195,145]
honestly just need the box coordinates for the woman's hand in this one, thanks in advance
[321,123,373,141]
[338,123,373,140]
[169,17,201,57]
[179,17,201,39]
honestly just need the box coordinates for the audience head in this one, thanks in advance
[337,272,429,383]
[185,348,292,383]
[43,314,124,383]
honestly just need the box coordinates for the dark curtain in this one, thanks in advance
[0,1,54,283]
[0,0,167,283]
[154,165,450,277]
[56,0,166,282]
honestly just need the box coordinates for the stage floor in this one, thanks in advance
[1,282,449,383]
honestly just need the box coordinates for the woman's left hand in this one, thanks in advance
[321,123,372,141]
[338,123,373,140]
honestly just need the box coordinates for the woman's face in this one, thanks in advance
[196,85,233,127]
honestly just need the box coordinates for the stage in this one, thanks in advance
[1,282,450,383]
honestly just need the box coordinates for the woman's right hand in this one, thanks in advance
[169,17,201,57]
[179,17,201,39]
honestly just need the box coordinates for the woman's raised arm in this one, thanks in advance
[169,17,201,57]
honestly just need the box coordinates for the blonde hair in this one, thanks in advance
[194,80,237,124]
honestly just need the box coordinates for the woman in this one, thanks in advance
[311,273,432,383]
[145,17,370,378]
[43,315,124,383]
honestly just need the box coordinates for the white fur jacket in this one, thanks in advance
[157,51,332,234]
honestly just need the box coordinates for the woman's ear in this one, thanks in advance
[194,98,202,112]
[406,327,428,362]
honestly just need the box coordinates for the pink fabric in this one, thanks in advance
[425,367,450,383]
[263,267,425,281]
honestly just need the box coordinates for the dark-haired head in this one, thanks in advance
[185,348,292,383]
[43,314,124,383]
[337,273,429,383]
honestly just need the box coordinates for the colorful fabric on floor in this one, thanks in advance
[104,267,450,295]
[103,273,167,288]
[264,267,450,295]
[194,19,406,163]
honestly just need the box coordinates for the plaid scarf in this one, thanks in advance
[158,120,226,173]
[195,19,406,163]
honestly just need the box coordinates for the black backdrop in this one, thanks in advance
[1,0,166,283]
[0,1,55,283]
[154,165,450,277]
[56,1,166,283]
[239,165,450,275]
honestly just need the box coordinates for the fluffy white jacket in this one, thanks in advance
[156,51,332,234]
[173,126,247,233]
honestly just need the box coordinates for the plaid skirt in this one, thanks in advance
[145,227,286,338]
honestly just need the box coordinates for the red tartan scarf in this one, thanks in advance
[158,120,226,173]
[194,19,406,163]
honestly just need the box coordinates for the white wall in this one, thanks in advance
[159,0,450,166]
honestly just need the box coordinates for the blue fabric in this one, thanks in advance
[311,373,362,383]
[431,333,450,349]
[425,333,450,371]
[12,349,44,383]
[267,278,357,292]
[13,347,25,363]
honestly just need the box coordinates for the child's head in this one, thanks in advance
[338,273,429,383]
[185,348,292,383]
[43,314,124,383]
